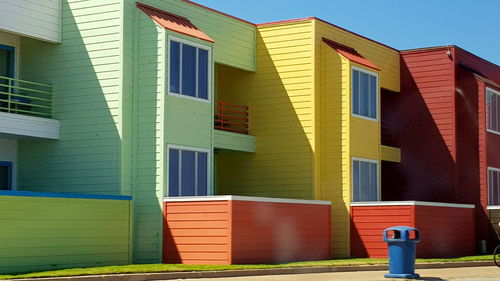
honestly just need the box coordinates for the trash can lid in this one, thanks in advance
[383,226,420,242]
[384,226,418,231]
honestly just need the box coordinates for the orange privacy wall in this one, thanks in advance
[350,201,475,258]
[163,196,331,264]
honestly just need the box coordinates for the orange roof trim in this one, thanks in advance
[136,2,214,43]
[322,38,380,71]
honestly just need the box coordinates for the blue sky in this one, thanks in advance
[193,0,500,65]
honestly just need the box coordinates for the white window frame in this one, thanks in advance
[167,35,211,104]
[351,66,379,122]
[488,167,500,206]
[166,144,212,197]
[351,157,380,202]
[486,87,500,135]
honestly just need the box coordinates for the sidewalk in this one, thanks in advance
[8,261,495,281]
[176,266,500,281]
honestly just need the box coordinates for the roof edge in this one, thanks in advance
[258,17,398,52]
[179,0,256,26]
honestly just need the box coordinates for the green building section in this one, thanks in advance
[0,194,130,274]
[7,0,257,265]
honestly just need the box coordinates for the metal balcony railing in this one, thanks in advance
[0,76,53,118]
[214,100,249,134]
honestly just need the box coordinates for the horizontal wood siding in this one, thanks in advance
[163,201,231,264]
[351,204,475,258]
[315,20,400,92]
[18,0,123,195]
[318,43,351,257]
[414,205,475,258]
[385,49,456,202]
[0,195,130,274]
[231,200,331,264]
[132,11,165,263]
[129,0,255,71]
[489,209,500,241]
[350,205,413,258]
[0,0,61,43]
[216,21,315,199]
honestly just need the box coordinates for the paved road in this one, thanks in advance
[171,266,500,281]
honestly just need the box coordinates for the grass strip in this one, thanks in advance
[0,255,492,280]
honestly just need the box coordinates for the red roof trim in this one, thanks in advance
[322,38,380,71]
[136,2,214,43]
[258,17,398,52]
[179,0,255,26]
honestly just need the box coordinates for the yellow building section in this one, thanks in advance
[315,19,400,92]
[317,26,384,257]
[381,145,401,163]
[216,20,317,200]
[318,42,352,257]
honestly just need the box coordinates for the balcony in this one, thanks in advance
[213,100,255,153]
[0,76,59,139]
[214,100,249,134]
[0,76,53,118]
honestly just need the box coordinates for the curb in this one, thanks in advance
[9,261,494,281]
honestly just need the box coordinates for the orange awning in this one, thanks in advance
[136,2,214,43]
[323,38,379,70]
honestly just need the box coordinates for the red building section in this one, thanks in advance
[382,46,500,250]
[163,196,331,264]
[350,201,475,258]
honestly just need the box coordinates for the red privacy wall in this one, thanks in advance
[350,202,475,258]
[163,196,331,264]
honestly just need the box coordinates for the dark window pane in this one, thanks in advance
[182,44,197,97]
[168,149,180,197]
[181,150,196,196]
[197,152,208,196]
[169,41,180,94]
[0,164,10,191]
[353,161,360,201]
[369,162,378,201]
[360,161,370,201]
[198,49,209,100]
[361,72,369,116]
[352,70,359,115]
[490,94,497,131]
[369,75,377,119]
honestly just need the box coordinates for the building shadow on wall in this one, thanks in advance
[214,32,314,200]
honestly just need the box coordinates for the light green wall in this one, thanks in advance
[214,130,256,153]
[18,0,123,195]
[14,0,257,265]
[128,0,256,71]
[0,195,130,274]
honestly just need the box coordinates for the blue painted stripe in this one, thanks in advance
[0,190,132,201]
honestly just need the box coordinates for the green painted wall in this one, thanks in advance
[128,0,256,71]
[214,130,256,153]
[0,195,130,274]
[14,0,257,265]
[18,0,123,195]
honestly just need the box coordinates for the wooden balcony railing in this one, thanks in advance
[0,76,53,118]
[214,100,249,134]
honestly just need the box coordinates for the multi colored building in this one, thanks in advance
[0,0,498,273]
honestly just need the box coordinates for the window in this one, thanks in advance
[169,37,210,101]
[488,167,500,206]
[352,67,378,120]
[487,87,500,134]
[168,146,209,197]
[352,158,378,202]
[0,161,12,191]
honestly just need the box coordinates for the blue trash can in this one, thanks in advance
[383,226,420,279]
